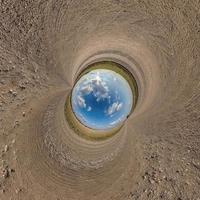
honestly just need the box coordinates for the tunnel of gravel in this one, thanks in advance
[0,1,199,200]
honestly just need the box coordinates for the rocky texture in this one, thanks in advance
[0,0,200,199]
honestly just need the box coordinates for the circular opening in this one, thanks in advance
[65,61,138,140]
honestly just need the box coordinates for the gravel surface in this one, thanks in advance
[0,0,200,199]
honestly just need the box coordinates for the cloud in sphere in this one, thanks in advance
[107,102,123,115]
[80,84,93,95]
[87,106,92,111]
[77,95,86,108]
[80,75,109,102]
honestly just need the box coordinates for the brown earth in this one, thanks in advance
[0,0,200,200]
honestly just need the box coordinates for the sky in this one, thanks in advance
[71,69,133,130]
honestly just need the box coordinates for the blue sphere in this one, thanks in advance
[71,69,133,130]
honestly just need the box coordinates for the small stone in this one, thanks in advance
[9,89,17,97]
[147,190,153,197]
[34,66,38,73]
[19,84,26,90]
[2,168,9,179]
[8,168,15,174]
[22,112,25,117]
[129,192,134,197]
[15,188,22,194]
[4,145,9,152]
[149,179,155,184]
[158,168,164,173]
[14,120,19,128]
[143,189,148,193]
[0,188,5,193]
[142,175,147,180]
[11,139,15,144]
[185,181,190,185]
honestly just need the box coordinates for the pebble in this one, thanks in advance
[8,168,15,174]
[0,188,5,193]
[22,112,25,117]
[9,89,13,93]
[162,175,167,180]
[2,168,9,179]
[143,189,148,193]
[34,66,38,73]
[9,89,17,97]
[158,168,164,173]
[14,120,19,128]
[11,139,15,144]
[149,179,155,184]
[19,84,26,90]
[4,145,9,152]
[15,188,22,194]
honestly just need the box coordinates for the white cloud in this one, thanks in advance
[80,84,93,95]
[116,102,123,111]
[76,74,112,112]
[92,80,109,100]
[77,95,86,108]
[107,102,123,115]
[109,114,125,126]
[79,75,109,102]
[87,106,92,111]
[109,120,119,125]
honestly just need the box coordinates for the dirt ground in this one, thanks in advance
[0,0,200,200]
